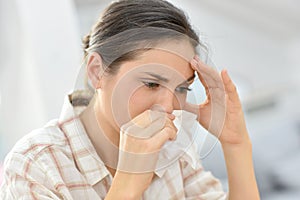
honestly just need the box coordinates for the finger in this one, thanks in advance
[134,110,174,127]
[165,117,178,138]
[142,117,172,138]
[221,69,240,103]
[191,57,224,98]
[193,56,219,80]
[167,113,176,120]
[191,59,210,98]
[125,115,168,138]
[191,58,226,111]
[151,104,175,120]
[121,110,165,131]
[149,119,178,149]
[141,115,176,138]
[134,110,165,127]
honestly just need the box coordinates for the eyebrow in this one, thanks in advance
[143,72,169,82]
[143,72,195,84]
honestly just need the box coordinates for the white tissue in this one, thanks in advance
[155,110,205,173]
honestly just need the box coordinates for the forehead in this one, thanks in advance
[116,40,195,80]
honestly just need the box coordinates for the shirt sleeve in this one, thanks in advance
[0,152,62,200]
[181,159,228,200]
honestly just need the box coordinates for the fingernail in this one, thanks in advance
[224,69,230,77]
[167,114,175,120]
[190,60,197,70]
[190,59,197,66]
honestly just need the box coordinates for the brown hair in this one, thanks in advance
[82,0,201,76]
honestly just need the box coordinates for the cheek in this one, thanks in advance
[128,88,155,119]
[110,81,139,127]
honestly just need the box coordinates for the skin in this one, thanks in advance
[80,39,260,199]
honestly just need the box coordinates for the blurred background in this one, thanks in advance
[0,0,299,199]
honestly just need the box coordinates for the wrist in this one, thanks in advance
[221,138,252,150]
[106,172,142,200]
[219,128,252,148]
[221,137,253,161]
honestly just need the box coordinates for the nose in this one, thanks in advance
[153,88,179,114]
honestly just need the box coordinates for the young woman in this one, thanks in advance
[0,0,260,199]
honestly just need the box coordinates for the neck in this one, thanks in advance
[79,96,119,175]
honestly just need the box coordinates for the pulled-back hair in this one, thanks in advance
[82,0,201,75]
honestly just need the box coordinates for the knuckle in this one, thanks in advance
[162,116,169,126]
[174,125,178,133]
[164,125,177,137]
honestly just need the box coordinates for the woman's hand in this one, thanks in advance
[185,56,260,199]
[106,110,177,199]
[185,55,250,145]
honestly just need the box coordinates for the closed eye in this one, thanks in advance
[143,81,160,89]
[143,81,192,94]
[175,86,192,94]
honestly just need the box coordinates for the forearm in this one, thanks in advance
[222,139,260,200]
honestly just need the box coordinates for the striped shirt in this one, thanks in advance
[0,91,227,199]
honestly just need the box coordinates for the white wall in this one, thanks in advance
[0,0,82,158]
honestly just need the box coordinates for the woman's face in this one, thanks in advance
[98,40,195,130]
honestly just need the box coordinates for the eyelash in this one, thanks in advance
[142,81,192,93]
[175,86,192,93]
[142,81,160,89]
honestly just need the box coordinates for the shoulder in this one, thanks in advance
[9,119,68,157]
[0,119,80,199]
[3,119,72,175]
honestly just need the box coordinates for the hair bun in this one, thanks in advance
[82,33,91,52]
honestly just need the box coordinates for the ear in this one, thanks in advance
[86,52,104,89]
